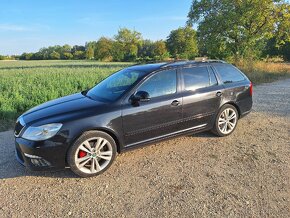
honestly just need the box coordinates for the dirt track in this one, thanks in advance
[0,79,289,217]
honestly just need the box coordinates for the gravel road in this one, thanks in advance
[0,79,289,217]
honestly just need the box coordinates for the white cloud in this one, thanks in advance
[0,24,28,31]
[0,23,50,32]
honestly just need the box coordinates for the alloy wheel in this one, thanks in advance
[218,108,237,134]
[74,137,113,174]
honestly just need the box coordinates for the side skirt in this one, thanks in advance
[121,123,211,153]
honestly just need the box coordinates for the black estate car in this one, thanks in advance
[15,60,252,177]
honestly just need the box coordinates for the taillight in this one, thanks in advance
[249,82,253,96]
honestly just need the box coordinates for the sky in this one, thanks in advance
[0,0,193,55]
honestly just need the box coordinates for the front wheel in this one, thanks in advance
[67,131,117,177]
[212,104,239,137]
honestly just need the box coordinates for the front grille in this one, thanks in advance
[14,117,25,137]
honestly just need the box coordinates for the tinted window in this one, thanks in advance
[87,69,146,101]
[215,64,245,83]
[182,67,210,90]
[137,70,176,98]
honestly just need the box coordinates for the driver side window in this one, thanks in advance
[137,70,177,98]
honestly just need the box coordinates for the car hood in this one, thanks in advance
[22,93,106,125]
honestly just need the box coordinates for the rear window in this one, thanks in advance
[214,64,245,84]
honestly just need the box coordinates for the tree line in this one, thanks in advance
[16,27,198,62]
[1,0,289,62]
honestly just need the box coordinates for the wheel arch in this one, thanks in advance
[70,127,122,154]
[221,102,241,118]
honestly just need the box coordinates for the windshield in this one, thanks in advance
[86,68,147,101]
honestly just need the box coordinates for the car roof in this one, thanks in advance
[127,60,228,73]
[126,62,167,72]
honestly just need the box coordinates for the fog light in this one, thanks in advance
[24,153,51,167]
[24,153,41,159]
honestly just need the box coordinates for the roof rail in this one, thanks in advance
[130,60,169,67]
[130,59,227,69]
[160,59,189,68]
[201,59,227,63]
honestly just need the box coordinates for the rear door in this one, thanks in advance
[180,65,223,130]
[213,64,252,114]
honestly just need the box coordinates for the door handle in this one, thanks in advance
[171,100,180,106]
[216,91,223,97]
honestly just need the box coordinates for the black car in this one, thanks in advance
[15,60,253,177]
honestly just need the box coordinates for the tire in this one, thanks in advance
[67,131,117,177]
[212,104,239,137]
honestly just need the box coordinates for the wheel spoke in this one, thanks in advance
[228,113,236,120]
[94,158,101,171]
[228,121,235,129]
[227,122,232,130]
[100,151,112,156]
[90,158,96,173]
[221,111,226,119]
[76,155,90,164]
[222,123,227,132]
[98,151,112,160]
[225,109,230,119]
[94,138,102,150]
[218,118,226,125]
[84,140,92,151]
[78,158,91,168]
[79,144,91,154]
[99,140,108,150]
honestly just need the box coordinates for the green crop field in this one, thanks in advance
[0,60,132,131]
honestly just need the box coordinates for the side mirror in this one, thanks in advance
[131,91,150,102]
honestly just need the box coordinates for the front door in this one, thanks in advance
[122,69,182,146]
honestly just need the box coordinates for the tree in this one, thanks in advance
[85,43,95,60]
[94,37,113,61]
[166,27,198,59]
[73,51,85,59]
[111,41,125,62]
[152,40,169,60]
[187,0,288,60]
[49,51,60,60]
[19,53,34,60]
[138,40,155,61]
[72,45,86,53]
[114,28,142,61]
[62,52,73,60]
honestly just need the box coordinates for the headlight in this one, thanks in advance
[22,123,63,141]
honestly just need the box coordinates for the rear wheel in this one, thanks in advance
[212,104,238,137]
[67,131,117,177]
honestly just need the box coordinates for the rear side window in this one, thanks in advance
[214,64,245,83]
[181,66,213,91]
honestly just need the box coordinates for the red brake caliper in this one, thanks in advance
[78,151,87,158]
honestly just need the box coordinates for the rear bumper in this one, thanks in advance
[240,109,252,118]
[15,137,69,171]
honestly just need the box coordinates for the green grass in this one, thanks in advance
[0,60,289,132]
[0,60,132,131]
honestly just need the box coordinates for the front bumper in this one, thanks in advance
[15,137,70,171]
